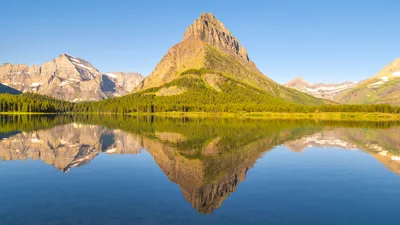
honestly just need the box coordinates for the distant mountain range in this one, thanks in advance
[285,77,359,100]
[0,54,143,101]
[1,12,398,106]
[285,58,400,105]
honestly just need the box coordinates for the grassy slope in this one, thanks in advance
[132,72,291,109]
[335,79,400,105]
[204,45,331,105]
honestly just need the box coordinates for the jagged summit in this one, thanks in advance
[183,13,249,62]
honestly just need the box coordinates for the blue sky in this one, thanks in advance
[1,0,399,84]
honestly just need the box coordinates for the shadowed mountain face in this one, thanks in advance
[0,83,21,94]
[134,13,328,105]
[1,116,399,213]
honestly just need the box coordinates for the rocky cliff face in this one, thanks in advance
[0,54,143,101]
[285,77,359,100]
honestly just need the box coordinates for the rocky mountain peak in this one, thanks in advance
[183,12,249,62]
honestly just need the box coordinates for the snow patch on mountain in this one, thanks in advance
[59,78,81,87]
[393,71,400,77]
[71,58,80,63]
[305,83,356,93]
[106,73,117,79]
[71,61,92,71]
[380,76,389,82]
[368,81,384,88]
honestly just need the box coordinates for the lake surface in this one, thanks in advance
[0,115,399,225]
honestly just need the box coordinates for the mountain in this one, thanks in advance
[334,58,400,105]
[285,77,359,100]
[133,13,328,105]
[0,54,143,101]
[285,58,400,105]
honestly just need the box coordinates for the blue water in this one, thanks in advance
[0,118,399,225]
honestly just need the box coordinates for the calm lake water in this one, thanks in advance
[0,115,399,225]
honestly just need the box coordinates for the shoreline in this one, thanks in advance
[1,111,399,121]
[0,112,59,115]
[129,112,400,121]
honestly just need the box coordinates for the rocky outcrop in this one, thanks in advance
[0,54,143,101]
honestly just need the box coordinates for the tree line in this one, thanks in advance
[1,92,399,114]
[0,93,74,113]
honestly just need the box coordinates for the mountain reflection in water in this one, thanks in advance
[0,115,399,214]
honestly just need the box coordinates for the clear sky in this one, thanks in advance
[1,0,399,84]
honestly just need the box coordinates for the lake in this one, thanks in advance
[0,115,399,225]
